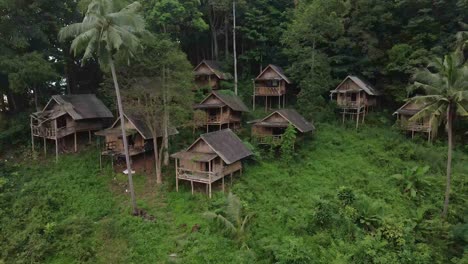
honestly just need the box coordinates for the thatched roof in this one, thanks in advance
[255,64,292,84]
[176,129,252,164]
[195,91,249,112]
[193,60,233,80]
[105,114,178,140]
[253,109,315,133]
[331,76,381,96]
[39,94,113,120]
[393,100,426,116]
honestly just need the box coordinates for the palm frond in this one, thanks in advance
[70,28,99,57]
[81,35,98,64]
[456,103,468,117]
[59,21,97,42]
[203,212,237,235]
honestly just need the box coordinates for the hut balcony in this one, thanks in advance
[195,75,218,89]
[206,114,241,124]
[336,99,365,109]
[253,134,282,145]
[31,125,75,139]
[254,85,285,96]
[401,122,431,132]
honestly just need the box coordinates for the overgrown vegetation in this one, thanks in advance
[1,123,466,263]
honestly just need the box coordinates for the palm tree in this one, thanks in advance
[408,53,468,218]
[58,0,146,215]
[204,193,253,247]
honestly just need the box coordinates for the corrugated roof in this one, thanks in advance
[332,76,381,96]
[255,109,315,133]
[255,64,292,84]
[197,91,249,112]
[197,129,253,164]
[44,94,113,120]
[193,60,233,80]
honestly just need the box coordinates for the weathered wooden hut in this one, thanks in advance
[30,94,113,161]
[253,64,291,110]
[171,129,253,198]
[394,101,432,141]
[193,60,232,90]
[95,113,178,171]
[330,75,381,127]
[194,90,249,132]
[251,109,314,145]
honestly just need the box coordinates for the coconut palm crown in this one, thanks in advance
[58,0,146,68]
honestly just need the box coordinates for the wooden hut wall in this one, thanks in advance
[252,125,273,136]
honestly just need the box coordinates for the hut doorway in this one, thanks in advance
[57,116,67,128]
[272,127,286,136]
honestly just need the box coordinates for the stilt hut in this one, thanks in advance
[194,90,249,132]
[30,94,113,161]
[250,109,314,145]
[171,129,253,198]
[95,114,178,172]
[330,75,381,128]
[394,101,432,141]
[253,64,291,111]
[193,60,232,90]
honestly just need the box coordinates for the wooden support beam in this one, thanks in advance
[74,132,77,152]
[222,177,225,193]
[88,130,92,143]
[54,119,58,162]
[191,181,194,195]
[209,183,212,198]
[175,159,179,192]
[44,137,46,156]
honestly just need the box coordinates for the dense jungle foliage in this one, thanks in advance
[1,121,467,263]
[0,0,467,263]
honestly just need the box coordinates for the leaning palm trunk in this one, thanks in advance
[163,66,170,166]
[110,60,137,215]
[152,130,163,184]
[442,107,453,218]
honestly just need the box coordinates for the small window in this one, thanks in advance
[267,80,279,87]
[351,93,357,102]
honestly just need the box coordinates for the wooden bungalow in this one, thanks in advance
[30,94,113,161]
[330,75,381,127]
[171,129,253,198]
[95,114,178,171]
[253,64,291,111]
[193,60,232,90]
[394,101,432,141]
[251,109,315,145]
[194,90,249,132]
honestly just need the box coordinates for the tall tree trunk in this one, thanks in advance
[225,14,229,59]
[163,66,169,166]
[153,134,162,184]
[33,85,40,112]
[233,0,238,95]
[442,107,453,218]
[211,23,219,60]
[110,59,138,215]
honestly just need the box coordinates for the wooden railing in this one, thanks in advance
[404,123,431,132]
[254,134,282,145]
[177,168,220,182]
[255,86,284,96]
[207,115,221,123]
[337,101,364,109]
[105,141,117,150]
[31,125,75,138]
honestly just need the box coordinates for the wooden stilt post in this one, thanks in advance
[283,94,285,108]
[230,173,233,185]
[191,181,194,195]
[88,130,91,143]
[175,159,179,192]
[209,183,212,198]
[44,137,47,156]
[74,132,77,152]
[54,119,58,162]
[99,154,102,170]
[265,96,267,112]
[412,130,415,139]
[31,117,35,156]
[278,95,281,109]
[222,177,225,193]
[356,108,360,129]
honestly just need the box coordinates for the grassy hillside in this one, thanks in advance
[1,122,467,263]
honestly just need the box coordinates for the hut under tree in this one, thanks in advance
[194,90,249,132]
[250,109,314,145]
[30,94,113,161]
[95,113,178,172]
[253,64,291,111]
[394,101,432,141]
[171,129,253,198]
[193,60,232,90]
[330,75,381,128]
